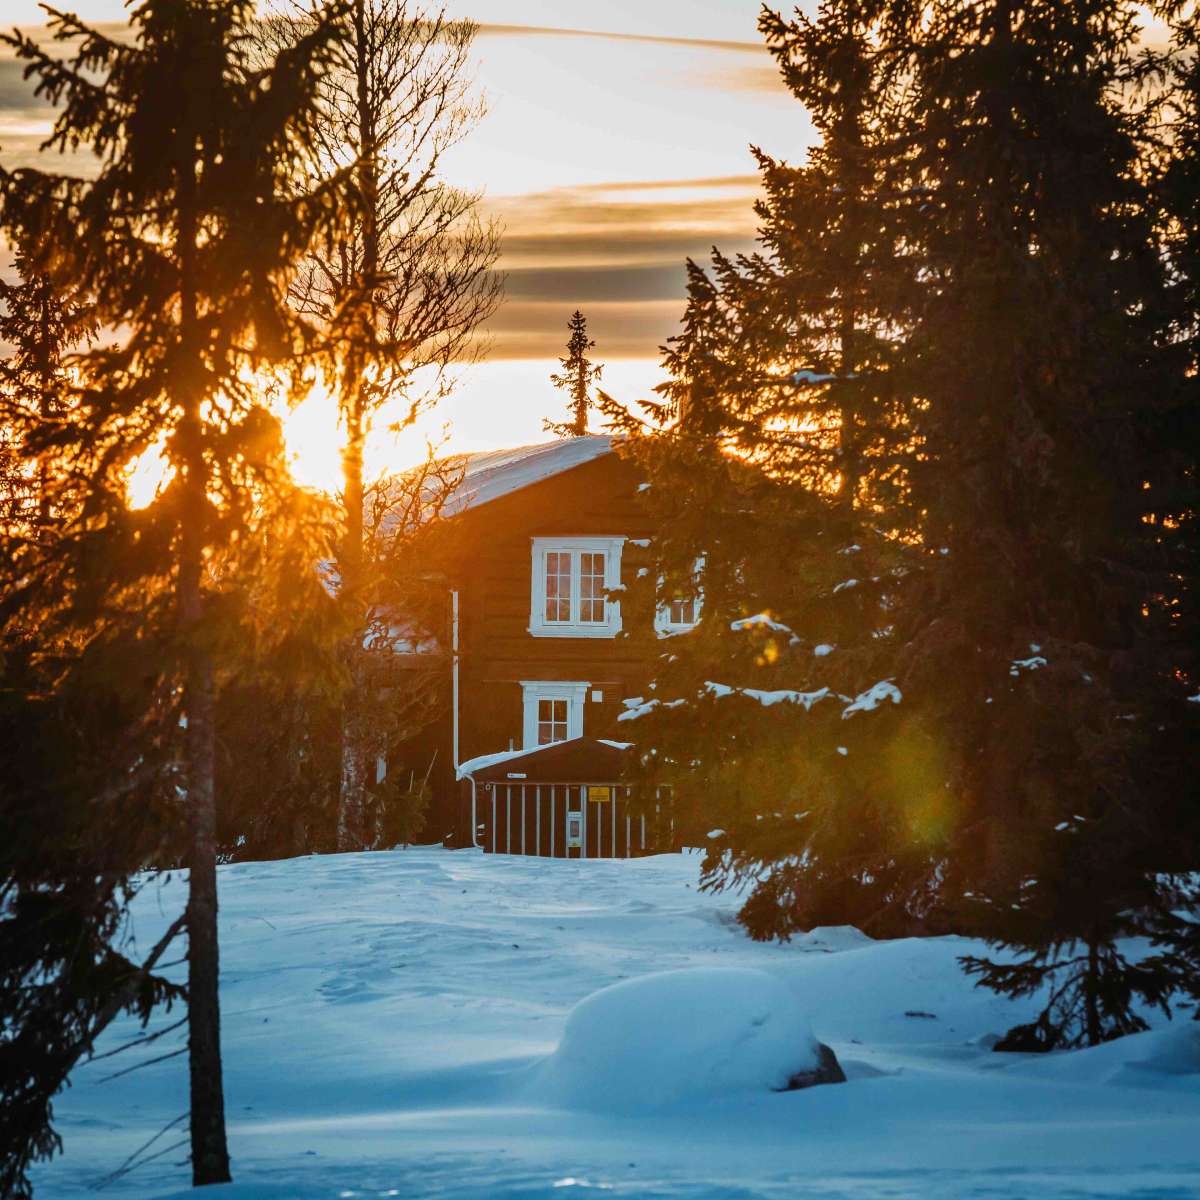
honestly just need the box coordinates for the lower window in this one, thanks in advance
[537,698,569,745]
[521,680,588,749]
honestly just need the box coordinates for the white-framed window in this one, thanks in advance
[521,680,588,749]
[654,557,705,637]
[529,536,624,638]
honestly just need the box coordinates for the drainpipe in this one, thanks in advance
[451,587,461,771]
[451,587,478,847]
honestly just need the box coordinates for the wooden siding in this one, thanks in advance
[451,451,655,765]
[403,448,666,843]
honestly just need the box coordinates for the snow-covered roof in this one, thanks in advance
[457,735,633,781]
[456,742,558,780]
[445,435,614,514]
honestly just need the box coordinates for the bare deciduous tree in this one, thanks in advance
[264,0,502,849]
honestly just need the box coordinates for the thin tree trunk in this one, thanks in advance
[836,312,858,522]
[177,145,231,1188]
[1085,936,1102,1047]
[335,0,379,853]
[337,399,367,852]
[36,280,53,531]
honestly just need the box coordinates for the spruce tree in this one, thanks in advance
[1,0,356,1181]
[547,310,603,436]
[620,0,1199,1041]
[873,0,1193,1047]
[0,622,185,1199]
[0,250,93,533]
[1133,0,1200,1017]
[0,255,173,1200]
[607,4,926,936]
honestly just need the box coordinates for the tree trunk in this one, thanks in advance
[836,311,858,523]
[177,147,231,1188]
[36,279,54,532]
[182,646,230,1185]
[1085,936,1102,1047]
[336,400,367,852]
[335,0,378,853]
[338,687,367,849]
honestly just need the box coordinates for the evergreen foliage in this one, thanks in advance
[547,310,603,436]
[616,0,1200,1045]
[0,634,184,1200]
[0,0,357,1184]
[0,251,94,533]
[605,2,925,935]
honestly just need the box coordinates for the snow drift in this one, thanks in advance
[532,966,844,1112]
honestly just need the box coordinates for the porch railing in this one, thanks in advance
[478,781,669,858]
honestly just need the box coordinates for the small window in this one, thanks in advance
[530,538,624,638]
[655,557,705,637]
[537,698,569,745]
[521,681,588,749]
[579,552,606,623]
[544,551,572,623]
[668,596,699,626]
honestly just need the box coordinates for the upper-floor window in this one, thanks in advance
[665,596,700,627]
[530,537,624,638]
[654,556,704,637]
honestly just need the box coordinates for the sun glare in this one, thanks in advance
[280,380,345,495]
[279,372,466,496]
[125,436,173,510]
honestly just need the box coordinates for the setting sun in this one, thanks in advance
[279,378,344,495]
[124,435,172,510]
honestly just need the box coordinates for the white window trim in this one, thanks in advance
[654,556,705,638]
[529,536,624,639]
[521,680,589,750]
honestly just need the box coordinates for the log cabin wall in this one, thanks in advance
[450,451,656,769]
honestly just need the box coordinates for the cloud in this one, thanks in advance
[488,177,760,259]
[698,63,790,96]
[476,24,762,55]
[487,300,686,360]
[477,175,762,359]
[563,174,759,194]
[503,262,691,304]
[0,59,53,110]
[0,13,769,366]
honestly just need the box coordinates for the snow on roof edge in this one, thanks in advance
[446,435,616,514]
[456,741,559,780]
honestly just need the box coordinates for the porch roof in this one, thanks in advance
[457,736,632,783]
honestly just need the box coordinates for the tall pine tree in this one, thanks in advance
[547,310,603,436]
[259,0,500,851]
[619,0,1198,1042]
[877,0,1194,1047]
[1,0,357,1181]
[607,3,928,936]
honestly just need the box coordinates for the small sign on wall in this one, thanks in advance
[586,785,612,804]
[566,812,583,848]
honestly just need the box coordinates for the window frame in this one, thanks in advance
[654,556,705,637]
[520,680,589,749]
[529,536,624,638]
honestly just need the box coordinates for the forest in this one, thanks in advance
[1,1,1197,1197]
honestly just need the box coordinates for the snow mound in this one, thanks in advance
[794,925,876,953]
[1004,1021,1200,1093]
[533,967,841,1112]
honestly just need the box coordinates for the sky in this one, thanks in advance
[0,2,813,482]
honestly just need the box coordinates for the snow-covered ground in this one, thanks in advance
[34,848,1200,1200]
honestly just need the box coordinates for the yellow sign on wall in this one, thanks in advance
[586,786,612,804]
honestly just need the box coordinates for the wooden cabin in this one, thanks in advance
[398,435,694,853]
